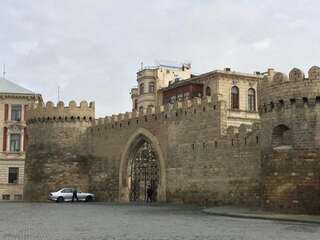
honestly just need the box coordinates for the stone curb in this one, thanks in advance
[202,209,320,225]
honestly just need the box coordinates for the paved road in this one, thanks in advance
[0,203,319,240]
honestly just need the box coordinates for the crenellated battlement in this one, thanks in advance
[24,65,320,213]
[223,122,261,147]
[27,100,95,123]
[259,66,320,112]
[93,96,222,129]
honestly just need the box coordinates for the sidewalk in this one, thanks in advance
[203,206,320,224]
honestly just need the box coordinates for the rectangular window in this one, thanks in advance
[10,134,21,152]
[11,105,22,121]
[3,127,7,151]
[2,194,10,200]
[14,194,22,200]
[170,96,176,104]
[23,128,27,151]
[148,83,155,93]
[248,96,255,111]
[4,104,9,120]
[8,167,19,184]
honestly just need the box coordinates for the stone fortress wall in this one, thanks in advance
[23,66,320,213]
[259,66,320,213]
[89,97,261,205]
[23,101,95,201]
[24,97,261,207]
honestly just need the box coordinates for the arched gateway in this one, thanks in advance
[119,128,166,202]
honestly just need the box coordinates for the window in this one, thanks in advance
[10,134,21,152]
[8,167,19,184]
[177,94,183,101]
[134,99,138,110]
[14,194,22,200]
[11,105,22,121]
[139,106,144,112]
[149,82,155,93]
[231,86,239,109]
[248,88,256,111]
[139,83,144,95]
[206,86,211,96]
[184,92,190,100]
[61,188,73,193]
[2,194,10,200]
[170,96,176,104]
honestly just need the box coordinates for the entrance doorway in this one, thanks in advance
[128,140,159,202]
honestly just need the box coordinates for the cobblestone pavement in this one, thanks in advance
[0,202,319,240]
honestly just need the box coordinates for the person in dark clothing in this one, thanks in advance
[72,188,78,202]
[146,185,153,203]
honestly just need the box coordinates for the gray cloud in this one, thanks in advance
[1,0,320,116]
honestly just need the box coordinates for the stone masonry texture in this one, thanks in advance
[23,66,320,214]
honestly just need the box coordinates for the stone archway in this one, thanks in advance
[119,128,166,202]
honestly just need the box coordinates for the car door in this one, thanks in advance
[61,188,73,201]
[77,191,84,201]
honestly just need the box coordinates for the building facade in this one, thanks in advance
[23,65,320,214]
[131,63,191,111]
[0,78,42,201]
[157,68,261,127]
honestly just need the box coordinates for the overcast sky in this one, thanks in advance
[1,0,319,116]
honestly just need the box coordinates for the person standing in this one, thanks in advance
[72,188,79,202]
[146,185,153,203]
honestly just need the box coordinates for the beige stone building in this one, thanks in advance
[133,65,262,127]
[131,63,192,111]
[0,77,42,201]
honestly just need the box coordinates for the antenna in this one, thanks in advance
[2,64,6,79]
[58,86,60,102]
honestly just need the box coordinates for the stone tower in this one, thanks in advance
[259,66,320,213]
[23,100,95,201]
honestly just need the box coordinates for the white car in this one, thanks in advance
[49,188,95,202]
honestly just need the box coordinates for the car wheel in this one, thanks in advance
[57,197,64,203]
[85,196,93,202]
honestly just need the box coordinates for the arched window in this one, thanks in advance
[139,83,144,95]
[134,99,138,110]
[139,106,143,112]
[205,86,211,96]
[231,86,239,109]
[149,82,155,93]
[248,88,256,111]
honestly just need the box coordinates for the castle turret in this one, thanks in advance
[133,63,192,111]
[23,100,95,201]
[259,66,320,213]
